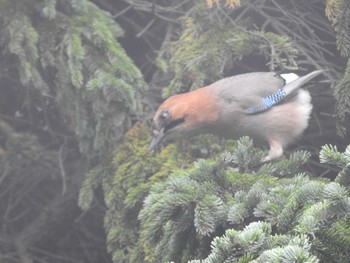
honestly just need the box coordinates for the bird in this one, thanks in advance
[148,70,324,161]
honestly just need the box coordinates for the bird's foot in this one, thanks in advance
[262,139,283,162]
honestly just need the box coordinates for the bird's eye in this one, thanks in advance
[160,110,169,119]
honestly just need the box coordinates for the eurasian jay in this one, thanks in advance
[148,70,323,161]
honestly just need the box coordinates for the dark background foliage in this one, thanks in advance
[0,0,349,262]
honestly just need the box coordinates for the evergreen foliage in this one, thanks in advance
[320,144,350,187]
[158,1,338,99]
[2,0,349,262]
[326,0,350,57]
[0,0,145,261]
[326,0,350,135]
[138,139,350,262]
[137,138,312,262]
[161,4,299,97]
[79,123,197,262]
[188,223,319,263]
[0,0,145,162]
[82,1,349,262]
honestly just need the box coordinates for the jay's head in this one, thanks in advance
[148,89,219,151]
[148,94,189,151]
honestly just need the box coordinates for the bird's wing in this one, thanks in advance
[211,71,323,114]
[211,72,285,112]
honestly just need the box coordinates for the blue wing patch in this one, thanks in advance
[246,88,286,114]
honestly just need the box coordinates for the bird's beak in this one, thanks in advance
[147,127,165,152]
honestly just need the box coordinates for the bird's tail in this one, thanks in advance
[246,70,324,114]
[283,70,324,95]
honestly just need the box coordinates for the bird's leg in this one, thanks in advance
[262,139,283,162]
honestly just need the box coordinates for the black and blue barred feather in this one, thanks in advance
[246,88,286,114]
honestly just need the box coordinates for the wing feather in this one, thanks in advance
[210,71,323,114]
